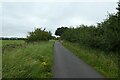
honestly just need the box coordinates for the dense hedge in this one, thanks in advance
[1,38,26,40]
[57,2,120,52]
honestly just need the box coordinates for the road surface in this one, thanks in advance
[54,41,105,78]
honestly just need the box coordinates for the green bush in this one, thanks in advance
[59,7,120,52]
[26,28,52,42]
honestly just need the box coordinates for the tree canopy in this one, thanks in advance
[55,2,120,52]
[26,28,52,42]
[55,27,68,36]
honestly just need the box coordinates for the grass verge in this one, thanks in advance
[2,40,55,78]
[62,41,118,78]
[0,40,1,79]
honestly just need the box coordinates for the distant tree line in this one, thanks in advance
[1,28,54,42]
[26,28,52,42]
[55,2,120,52]
[1,37,26,40]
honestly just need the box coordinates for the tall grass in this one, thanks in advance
[62,41,118,78]
[2,40,55,78]
[0,40,1,79]
[0,40,2,47]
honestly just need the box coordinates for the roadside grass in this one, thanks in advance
[2,40,25,55]
[0,40,2,47]
[0,40,1,79]
[62,41,118,78]
[2,40,55,78]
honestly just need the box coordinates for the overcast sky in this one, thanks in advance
[1,0,118,38]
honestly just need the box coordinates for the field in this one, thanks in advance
[0,40,1,79]
[2,40,55,78]
[2,40,25,46]
[62,41,118,78]
[0,40,2,47]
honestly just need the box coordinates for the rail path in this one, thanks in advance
[54,41,105,78]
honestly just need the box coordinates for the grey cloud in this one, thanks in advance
[2,2,117,37]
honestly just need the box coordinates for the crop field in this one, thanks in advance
[2,40,25,46]
[2,40,55,78]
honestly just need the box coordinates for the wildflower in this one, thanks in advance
[42,62,47,66]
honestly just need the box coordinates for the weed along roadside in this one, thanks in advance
[2,1,120,78]
[2,40,55,78]
[62,41,118,78]
[54,2,120,78]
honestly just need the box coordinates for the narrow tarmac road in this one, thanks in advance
[54,42,105,78]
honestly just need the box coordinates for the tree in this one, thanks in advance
[55,27,68,36]
[55,2,120,52]
[117,1,120,19]
[26,28,52,42]
[58,13,120,52]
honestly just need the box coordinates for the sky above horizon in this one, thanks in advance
[1,0,118,38]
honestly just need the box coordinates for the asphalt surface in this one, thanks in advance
[54,41,105,78]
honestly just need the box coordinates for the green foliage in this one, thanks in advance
[55,3,120,52]
[63,41,118,78]
[59,12,120,52]
[26,28,52,42]
[98,14,119,51]
[117,1,120,19]
[55,27,68,36]
[2,40,55,78]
